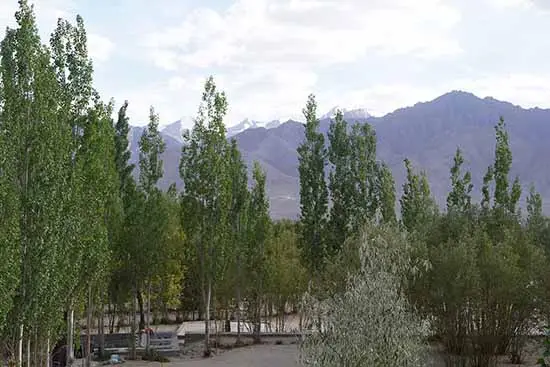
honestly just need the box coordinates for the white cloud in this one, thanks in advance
[137,0,463,126]
[485,0,531,9]
[485,0,550,11]
[326,84,447,117]
[317,73,550,119]
[144,0,462,71]
[88,33,114,63]
[0,0,78,42]
[451,73,550,109]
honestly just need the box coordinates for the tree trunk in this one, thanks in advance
[130,288,137,360]
[203,279,212,357]
[86,285,92,367]
[33,332,38,367]
[67,306,74,365]
[109,303,117,334]
[17,324,23,367]
[146,281,151,351]
[236,253,242,344]
[46,335,50,367]
[26,335,30,367]
[137,289,145,331]
[99,294,105,358]
[254,284,263,343]
[253,296,261,344]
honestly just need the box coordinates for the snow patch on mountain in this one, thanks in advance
[161,116,193,143]
[227,118,282,137]
[321,106,371,120]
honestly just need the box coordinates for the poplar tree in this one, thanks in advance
[0,1,74,362]
[137,106,166,333]
[446,147,473,214]
[77,98,119,366]
[297,94,328,274]
[179,76,231,356]
[139,106,165,195]
[326,110,352,255]
[0,20,21,338]
[50,16,99,361]
[376,162,397,224]
[348,122,378,229]
[226,138,249,341]
[247,161,271,343]
[114,100,135,196]
[400,159,437,233]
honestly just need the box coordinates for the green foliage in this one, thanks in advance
[446,147,473,213]
[348,122,378,228]
[300,222,426,367]
[0,0,76,340]
[376,162,397,224]
[139,106,165,196]
[325,109,396,261]
[0,25,21,336]
[326,110,352,255]
[179,75,231,354]
[76,98,119,290]
[408,118,546,367]
[4,4,550,367]
[114,100,135,196]
[265,220,307,318]
[400,159,438,233]
[297,94,329,274]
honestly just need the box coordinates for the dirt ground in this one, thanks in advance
[80,340,544,367]
[84,344,299,367]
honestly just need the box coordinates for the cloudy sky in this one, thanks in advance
[0,0,549,127]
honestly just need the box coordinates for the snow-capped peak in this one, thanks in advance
[321,105,345,119]
[227,118,282,137]
[161,116,193,143]
[321,106,371,120]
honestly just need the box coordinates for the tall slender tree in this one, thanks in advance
[400,159,437,233]
[226,138,249,342]
[297,94,328,274]
[139,106,165,196]
[376,162,397,224]
[179,76,231,356]
[0,20,21,340]
[114,100,135,196]
[0,1,76,363]
[76,98,119,366]
[49,13,98,364]
[247,161,271,343]
[137,106,166,334]
[446,147,473,214]
[326,110,352,255]
[349,122,378,229]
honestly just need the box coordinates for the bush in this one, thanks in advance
[299,223,427,366]
[141,349,170,363]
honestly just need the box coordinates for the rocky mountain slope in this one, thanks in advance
[129,91,550,219]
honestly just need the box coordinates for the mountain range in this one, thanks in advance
[128,91,550,219]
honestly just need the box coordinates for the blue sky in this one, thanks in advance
[1,0,549,127]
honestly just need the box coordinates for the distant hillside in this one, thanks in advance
[129,91,550,219]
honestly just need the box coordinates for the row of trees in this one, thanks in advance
[297,99,550,366]
[2,2,550,367]
[0,2,306,365]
